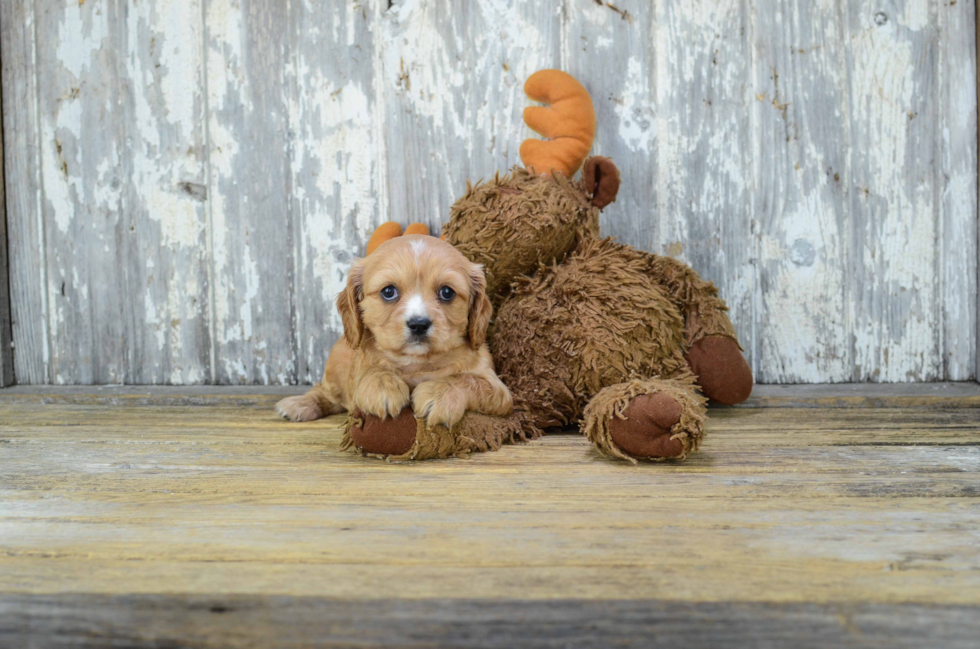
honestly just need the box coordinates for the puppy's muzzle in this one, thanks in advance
[407,316,432,339]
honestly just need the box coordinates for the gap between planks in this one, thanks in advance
[1,383,979,409]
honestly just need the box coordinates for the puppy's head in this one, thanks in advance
[337,235,492,357]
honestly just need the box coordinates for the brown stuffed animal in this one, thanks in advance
[346,70,752,462]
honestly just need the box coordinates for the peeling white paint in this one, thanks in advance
[56,1,108,80]
[615,56,654,154]
[849,8,940,382]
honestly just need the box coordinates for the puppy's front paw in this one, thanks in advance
[412,380,467,429]
[354,372,411,419]
[276,394,324,422]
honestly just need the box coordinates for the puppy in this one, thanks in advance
[276,235,513,428]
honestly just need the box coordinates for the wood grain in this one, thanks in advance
[942,0,978,380]
[563,1,658,251]
[287,0,386,384]
[1,0,47,384]
[753,0,851,383]
[205,0,295,385]
[0,30,12,388]
[847,0,942,381]
[381,0,562,229]
[0,0,977,384]
[29,0,212,384]
[1,595,977,648]
[0,388,978,644]
[0,393,978,601]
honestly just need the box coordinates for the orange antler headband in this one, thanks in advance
[365,222,431,255]
[519,70,596,178]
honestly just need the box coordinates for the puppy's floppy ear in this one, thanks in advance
[467,264,493,349]
[337,260,365,347]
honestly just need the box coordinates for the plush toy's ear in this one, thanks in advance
[467,264,493,349]
[581,156,621,209]
[337,261,365,348]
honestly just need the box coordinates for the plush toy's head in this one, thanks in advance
[443,168,595,303]
[443,70,621,302]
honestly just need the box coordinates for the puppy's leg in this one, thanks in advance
[276,339,350,422]
[276,385,343,422]
[353,370,411,420]
[413,374,513,429]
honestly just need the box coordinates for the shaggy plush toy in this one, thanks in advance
[345,70,753,462]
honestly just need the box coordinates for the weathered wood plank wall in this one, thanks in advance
[1,0,976,385]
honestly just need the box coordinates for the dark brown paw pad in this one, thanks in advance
[686,336,753,405]
[608,392,685,459]
[349,407,417,456]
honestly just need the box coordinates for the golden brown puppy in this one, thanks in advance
[276,235,513,428]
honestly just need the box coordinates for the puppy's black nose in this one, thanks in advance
[407,316,432,336]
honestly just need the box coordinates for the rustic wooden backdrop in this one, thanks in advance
[1,0,977,385]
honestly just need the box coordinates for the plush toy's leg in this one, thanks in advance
[342,407,538,461]
[582,376,707,463]
[648,255,753,405]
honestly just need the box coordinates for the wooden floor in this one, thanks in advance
[1,385,979,648]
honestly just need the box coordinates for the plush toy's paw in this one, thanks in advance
[686,336,753,405]
[353,373,411,419]
[412,380,467,429]
[349,407,418,456]
[275,393,324,422]
[584,378,706,462]
[607,392,685,459]
[345,409,536,461]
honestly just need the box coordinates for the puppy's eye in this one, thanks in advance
[438,286,456,302]
[380,285,399,301]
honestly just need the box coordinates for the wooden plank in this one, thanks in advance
[846,0,942,381]
[1,596,977,649]
[287,0,385,384]
[753,0,851,383]
[0,0,47,384]
[941,0,977,380]
[28,0,211,384]
[204,0,295,384]
[741,381,980,408]
[381,0,562,231]
[653,0,755,374]
[0,32,12,388]
[563,2,658,251]
[0,398,978,606]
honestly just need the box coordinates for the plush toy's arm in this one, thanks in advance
[648,254,753,405]
[648,255,738,347]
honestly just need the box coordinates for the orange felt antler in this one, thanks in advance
[519,70,596,178]
[365,222,432,255]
